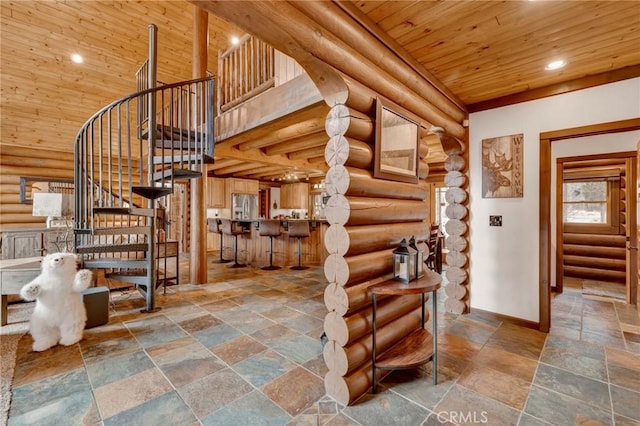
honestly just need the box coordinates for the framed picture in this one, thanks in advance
[374,97,420,184]
[481,133,523,198]
[19,177,74,204]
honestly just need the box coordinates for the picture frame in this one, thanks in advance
[19,177,74,204]
[374,97,420,184]
[481,133,524,198]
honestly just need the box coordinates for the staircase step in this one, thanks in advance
[157,124,207,141]
[84,259,149,269]
[132,186,173,200]
[129,208,155,217]
[152,154,214,164]
[92,207,155,217]
[76,242,149,254]
[152,168,202,181]
[93,226,151,235]
[155,140,206,150]
[141,124,208,142]
[93,207,132,215]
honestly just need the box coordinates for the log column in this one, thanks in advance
[190,6,208,284]
[322,87,434,405]
[432,127,470,315]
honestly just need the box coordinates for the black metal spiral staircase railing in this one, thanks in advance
[73,25,215,312]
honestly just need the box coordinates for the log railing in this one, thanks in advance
[218,34,275,113]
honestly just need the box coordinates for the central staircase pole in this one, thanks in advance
[145,23,158,311]
[190,6,209,285]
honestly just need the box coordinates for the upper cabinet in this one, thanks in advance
[206,177,226,208]
[280,182,309,210]
[226,178,259,195]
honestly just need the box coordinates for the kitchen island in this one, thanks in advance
[207,219,328,268]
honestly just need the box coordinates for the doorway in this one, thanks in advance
[539,118,640,332]
[556,153,635,302]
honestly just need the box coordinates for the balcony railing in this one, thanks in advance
[218,34,275,113]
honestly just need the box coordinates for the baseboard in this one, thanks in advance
[469,308,540,331]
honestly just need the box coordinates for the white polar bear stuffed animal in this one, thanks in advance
[20,253,93,352]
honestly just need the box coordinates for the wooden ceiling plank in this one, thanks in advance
[265,132,328,156]
[446,35,640,93]
[212,162,262,175]
[361,1,424,26]
[209,159,244,170]
[240,165,284,177]
[215,144,328,174]
[387,1,487,43]
[288,145,327,161]
[423,8,639,75]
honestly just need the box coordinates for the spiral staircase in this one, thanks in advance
[73,25,214,312]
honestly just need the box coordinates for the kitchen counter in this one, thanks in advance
[207,219,329,267]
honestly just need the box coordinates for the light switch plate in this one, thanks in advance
[489,215,502,226]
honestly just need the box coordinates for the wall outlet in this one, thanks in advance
[489,215,502,226]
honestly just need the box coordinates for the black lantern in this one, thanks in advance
[409,236,425,279]
[392,238,417,282]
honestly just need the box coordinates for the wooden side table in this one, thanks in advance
[0,257,42,326]
[368,270,441,393]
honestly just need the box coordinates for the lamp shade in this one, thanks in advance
[32,193,74,217]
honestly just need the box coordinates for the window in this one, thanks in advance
[435,186,449,238]
[563,181,607,223]
[562,169,620,234]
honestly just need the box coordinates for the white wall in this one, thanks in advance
[468,78,640,322]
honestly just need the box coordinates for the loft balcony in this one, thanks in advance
[213,35,328,181]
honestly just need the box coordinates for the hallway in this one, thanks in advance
[4,257,640,425]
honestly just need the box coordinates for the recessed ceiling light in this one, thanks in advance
[230,36,240,46]
[71,53,83,64]
[545,59,566,70]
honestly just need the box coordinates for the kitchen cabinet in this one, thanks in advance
[280,183,309,210]
[226,178,258,195]
[206,177,226,208]
[1,228,74,259]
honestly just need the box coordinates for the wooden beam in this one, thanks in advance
[295,1,466,115]
[214,144,328,174]
[288,145,326,161]
[236,117,326,152]
[190,5,208,285]
[265,131,327,156]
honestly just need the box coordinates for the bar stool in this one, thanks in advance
[288,220,310,270]
[207,218,231,264]
[259,219,281,270]
[220,219,246,268]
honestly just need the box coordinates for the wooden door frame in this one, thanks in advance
[539,118,640,332]
[555,152,635,295]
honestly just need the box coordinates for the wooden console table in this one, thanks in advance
[368,270,441,393]
[0,256,42,326]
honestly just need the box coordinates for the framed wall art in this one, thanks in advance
[374,97,420,184]
[481,133,523,198]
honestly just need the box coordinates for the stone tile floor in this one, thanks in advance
[4,257,640,425]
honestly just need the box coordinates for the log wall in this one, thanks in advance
[428,127,471,315]
[193,0,469,406]
[562,159,629,285]
[0,144,143,231]
[322,83,442,405]
[0,145,75,229]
